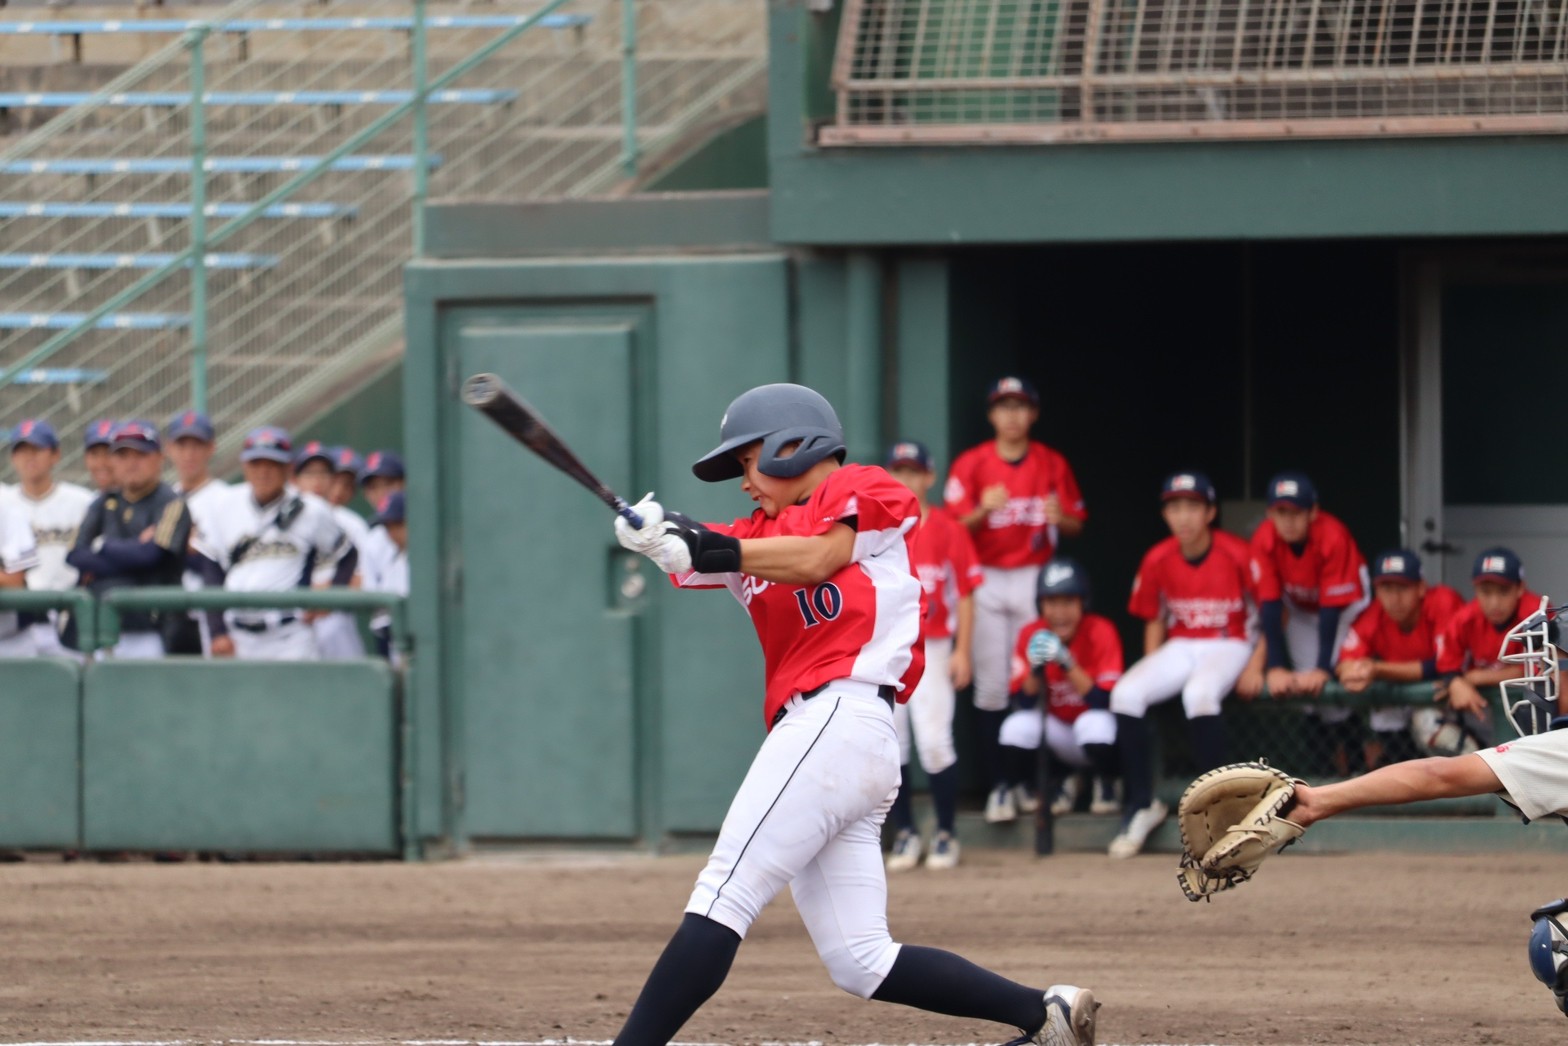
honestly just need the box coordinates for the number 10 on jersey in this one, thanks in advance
[794,583,844,627]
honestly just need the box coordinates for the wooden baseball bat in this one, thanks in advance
[460,373,644,528]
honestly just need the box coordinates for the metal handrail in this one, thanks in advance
[0,588,99,651]
[99,586,411,654]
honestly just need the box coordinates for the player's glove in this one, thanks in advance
[662,512,742,575]
[1026,629,1075,670]
[1176,760,1305,902]
[613,493,667,554]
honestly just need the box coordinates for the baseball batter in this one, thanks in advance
[6,419,93,656]
[998,557,1122,817]
[610,383,1097,1046]
[0,483,41,658]
[883,439,981,871]
[1109,471,1257,858]
[945,376,1087,824]
[293,441,369,658]
[194,427,353,661]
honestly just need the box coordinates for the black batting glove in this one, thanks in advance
[663,512,743,574]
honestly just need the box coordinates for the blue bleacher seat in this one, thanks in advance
[0,15,591,35]
[0,89,519,108]
[0,312,188,330]
[8,368,109,385]
[0,154,442,174]
[0,201,357,219]
[0,253,277,269]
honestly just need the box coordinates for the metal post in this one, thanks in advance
[412,0,429,255]
[620,0,639,176]
[188,28,209,413]
[845,251,883,464]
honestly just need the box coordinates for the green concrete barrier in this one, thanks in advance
[0,657,82,849]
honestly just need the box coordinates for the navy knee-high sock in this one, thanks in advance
[976,708,1008,789]
[872,944,1046,1034]
[613,913,741,1046]
[928,764,959,835]
[1083,742,1119,781]
[890,762,915,833]
[1187,714,1225,773]
[1115,713,1154,814]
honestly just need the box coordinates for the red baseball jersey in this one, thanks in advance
[1008,613,1124,724]
[943,440,1086,569]
[1340,584,1465,663]
[673,464,926,728]
[1128,530,1256,640]
[1249,510,1367,612]
[911,507,983,641]
[1436,588,1546,674]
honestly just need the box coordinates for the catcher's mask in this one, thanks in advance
[1498,597,1565,737]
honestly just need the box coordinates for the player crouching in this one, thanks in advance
[610,383,1097,1046]
[997,557,1122,818]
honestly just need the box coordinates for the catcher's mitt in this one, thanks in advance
[1177,760,1306,902]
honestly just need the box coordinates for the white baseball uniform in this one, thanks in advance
[1476,730,1568,823]
[312,504,370,659]
[195,486,348,660]
[357,519,406,665]
[0,493,41,657]
[12,481,94,656]
[175,478,233,657]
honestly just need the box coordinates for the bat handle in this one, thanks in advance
[615,501,645,529]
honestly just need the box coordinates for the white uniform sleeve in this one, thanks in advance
[1,501,40,575]
[192,488,233,569]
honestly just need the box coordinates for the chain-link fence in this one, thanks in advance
[826,0,1568,143]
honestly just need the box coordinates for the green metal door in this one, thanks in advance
[454,308,650,840]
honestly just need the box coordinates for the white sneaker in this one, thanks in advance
[1012,985,1097,1046]
[1088,777,1121,816]
[886,829,922,872]
[925,830,960,870]
[1107,799,1169,859]
[1048,774,1081,816]
[984,784,1018,824]
[1014,783,1041,815]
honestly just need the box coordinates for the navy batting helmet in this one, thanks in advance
[1037,556,1090,603]
[692,383,847,483]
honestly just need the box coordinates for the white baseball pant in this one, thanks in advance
[231,621,320,661]
[687,680,902,999]
[1110,637,1255,718]
[313,612,366,659]
[102,631,165,660]
[998,707,1117,768]
[972,565,1039,712]
[893,637,957,774]
[0,629,35,657]
[30,620,83,661]
[1284,584,1371,726]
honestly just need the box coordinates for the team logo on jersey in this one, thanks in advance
[737,574,771,606]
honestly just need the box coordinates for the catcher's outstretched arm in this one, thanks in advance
[1291,754,1503,827]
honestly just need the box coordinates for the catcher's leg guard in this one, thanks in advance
[1529,898,1568,1019]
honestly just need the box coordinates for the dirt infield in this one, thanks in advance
[3,848,1563,1045]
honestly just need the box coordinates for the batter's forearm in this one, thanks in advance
[737,527,855,585]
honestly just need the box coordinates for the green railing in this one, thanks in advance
[0,1,767,478]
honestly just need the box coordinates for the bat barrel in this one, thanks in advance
[461,372,506,407]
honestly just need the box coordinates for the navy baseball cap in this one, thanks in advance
[359,449,405,484]
[1161,470,1216,505]
[8,418,59,451]
[166,409,214,443]
[84,418,118,449]
[373,490,406,526]
[987,375,1039,407]
[1267,471,1318,509]
[240,425,294,464]
[331,446,364,477]
[111,419,161,454]
[1037,556,1091,601]
[884,439,932,471]
[293,439,334,469]
[1473,546,1524,585]
[1371,548,1424,584]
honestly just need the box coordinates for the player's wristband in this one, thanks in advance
[664,511,742,574]
[1419,659,1439,681]
[1084,686,1111,711]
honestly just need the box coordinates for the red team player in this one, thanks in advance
[884,439,982,872]
[1109,471,1257,858]
[998,557,1123,816]
[945,376,1087,823]
[1436,547,1547,727]
[611,384,1098,1046]
[1336,548,1465,767]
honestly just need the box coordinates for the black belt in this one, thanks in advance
[774,682,896,727]
[230,614,298,634]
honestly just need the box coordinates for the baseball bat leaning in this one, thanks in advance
[460,372,645,529]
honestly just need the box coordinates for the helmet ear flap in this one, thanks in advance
[756,428,847,479]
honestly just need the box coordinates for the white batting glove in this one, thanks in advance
[614,493,666,553]
[644,531,693,575]
[1027,629,1075,670]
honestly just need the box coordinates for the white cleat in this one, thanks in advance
[925,830,960,870]
[984,784,1018,824]
[1014,783,1041,815]
[1088,776,1121,816]
[885,829,922,872]
[1107,798,1169,859]
[1048,774,1081,816]
[1039,984,1098,1046]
